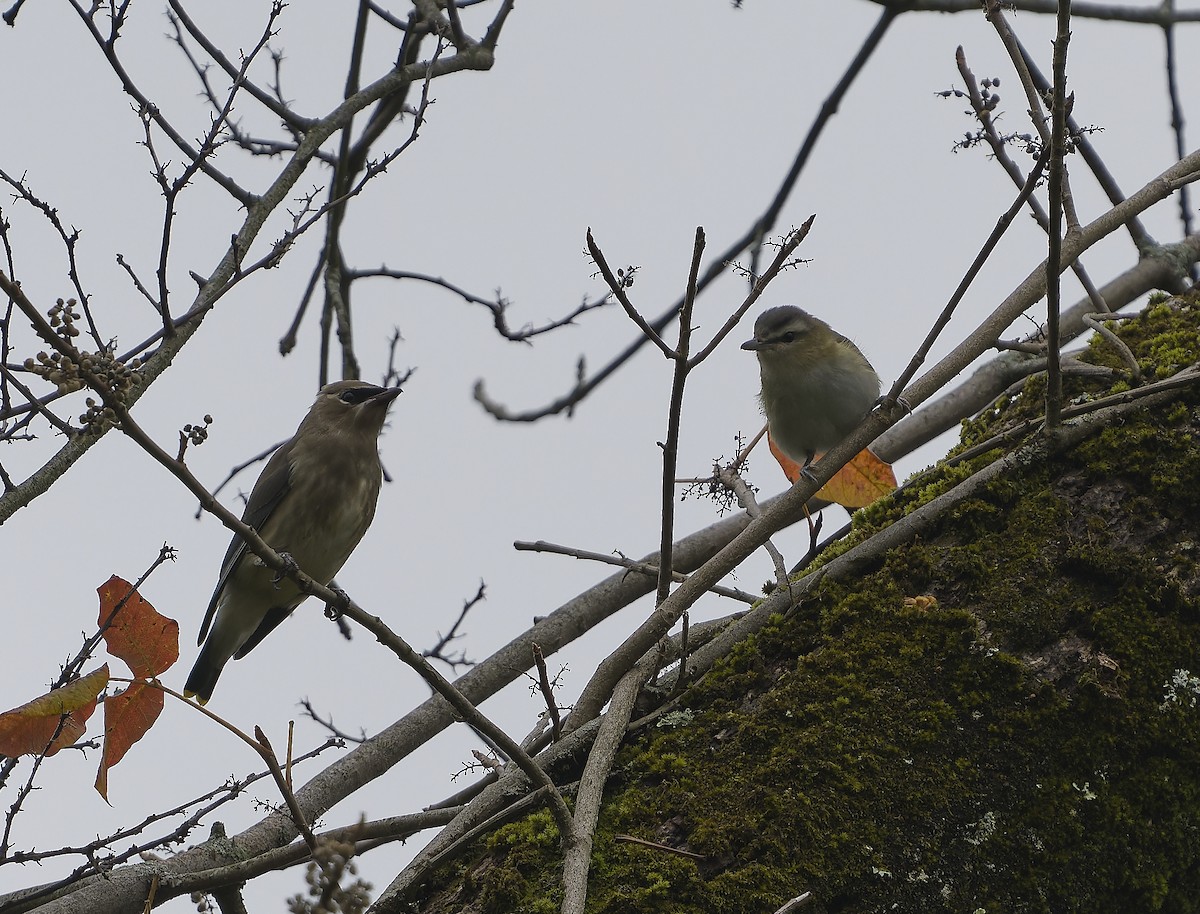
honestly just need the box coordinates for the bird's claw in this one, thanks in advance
[324,584,351,621]
[272,551,300,587]
[873,394,913,416]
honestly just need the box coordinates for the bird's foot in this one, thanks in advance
[873,393,913,415]
[272,551,300,587]
[324,584,351,621]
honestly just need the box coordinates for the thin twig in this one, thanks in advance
[718,463,792,600]
[730,422,769,473]
[348,268,611,342]
[888,144,1051,399]
[531,644,562,742]
[1043,0,1073,429]
[512,540,757,604]
[1080,313,1142,381]
[611,834,706,860]
[1008,26,1160,256]
[473,8,899,422]
[688,216,816,369]
[586,228,673,357]
[1160,3,1198,281]
[423,581,483,669]
[167,0,315,133]
[954,47,1109,315]
[656,229,705,603]
[253,727,318,853]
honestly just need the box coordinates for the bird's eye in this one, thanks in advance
[339,387,377,405]
[781,331,797,343]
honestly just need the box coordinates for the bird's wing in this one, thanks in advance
[196,439,296,644]
[233,605,295,659]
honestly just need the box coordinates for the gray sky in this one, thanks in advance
[2,1,1197,908]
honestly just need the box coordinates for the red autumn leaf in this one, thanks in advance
[96,575,179,679]
[94,680,164,802]
[768,430,897,508]
[0,665,108,757]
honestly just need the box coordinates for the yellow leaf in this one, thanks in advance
[0,666,108,757]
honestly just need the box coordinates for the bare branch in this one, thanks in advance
[561,650,660,914]
[587,228,673,357]
[513,540,757,604]
[531,644,562,742]
[888,140,1051,400]
[1043,0,1074,429]
[655,228,705,603]
[423,581,484,669]
[870,0,1200,21]
[1160,4,1198,281]
[347,267,611,342]
[472,10,899,422]
[166,0,315,134]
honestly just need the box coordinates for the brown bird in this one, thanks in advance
[184,380,401,704]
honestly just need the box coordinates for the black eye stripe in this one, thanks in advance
[339,387,381,404]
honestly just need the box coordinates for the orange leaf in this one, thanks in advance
[97,575,179,679]
[816,447,897,508]
[767,430,897,508]
[767,431,807,484]
[94,680,164,801]
[0,665,108,757]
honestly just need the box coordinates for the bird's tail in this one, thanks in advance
[183,644,226,706]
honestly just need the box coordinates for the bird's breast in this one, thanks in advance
[257,448,383,586]
[759,356,880,460]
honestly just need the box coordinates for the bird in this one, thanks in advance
[741,305,880,469]
[183,380,402,705]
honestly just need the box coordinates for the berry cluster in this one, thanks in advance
[21,298,145,432]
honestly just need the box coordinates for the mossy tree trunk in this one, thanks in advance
[414,299,1200,914]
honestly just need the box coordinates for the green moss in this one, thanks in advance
[418,300,1200,914]
[1070,299,1200,389]
[453,810,564,913]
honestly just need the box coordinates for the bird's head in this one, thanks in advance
[740,305,836,363]
[309,380,403,435]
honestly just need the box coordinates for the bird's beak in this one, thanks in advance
[741,338,763,351]
[373,387,403,404]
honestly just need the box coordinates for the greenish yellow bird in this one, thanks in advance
[184,380,401,705]
[741,305,880,468]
